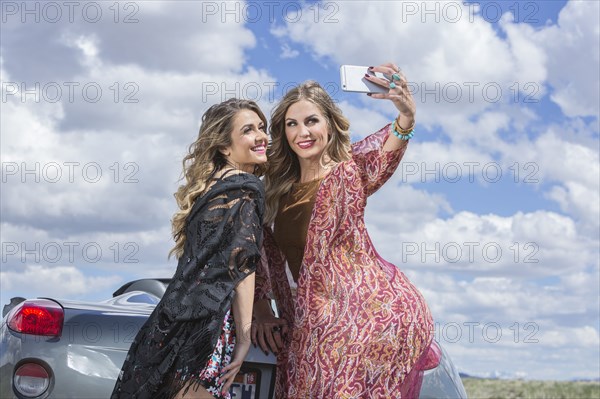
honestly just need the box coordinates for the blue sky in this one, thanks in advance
[1,0,599,381]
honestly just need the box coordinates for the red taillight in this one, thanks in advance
[421,341,442,371]
[7,299,64,337]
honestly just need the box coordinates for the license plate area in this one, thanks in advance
[229,366,261,398]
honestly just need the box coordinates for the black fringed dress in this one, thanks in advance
[111,172,265,399]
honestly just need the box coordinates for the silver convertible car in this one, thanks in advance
[0,279,467,398]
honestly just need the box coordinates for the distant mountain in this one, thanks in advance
[459,372,482,379]
[570,378,600,382]
[458,370,524,380]
[459,372,600,383]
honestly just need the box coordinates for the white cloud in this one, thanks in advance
[0,28,278,234]
[280,43,299,59]
[530,0,600,118]
[363,180,598,379]
[405,269,599,380]
[0,265,122,301]
[369,203,596,277]
[273,1,549,131]
[267,4,596,272]
[501,125,600,232]
[2,1,256,76]
[339,101,392,138]
[517,324,600,351]
[0,222,175,274]
[275,0,600,238]
[0,0,278,310]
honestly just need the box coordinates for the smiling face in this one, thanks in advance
[222,109,269,173]
[284,100,330,167]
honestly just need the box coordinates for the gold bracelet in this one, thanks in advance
[393,117,415,135]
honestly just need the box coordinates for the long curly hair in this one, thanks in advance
[264,81,351,225]
[169,98,268,259]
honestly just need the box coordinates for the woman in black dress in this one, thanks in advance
[111,98,269,399]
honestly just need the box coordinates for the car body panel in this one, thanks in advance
[1,281,466,398]
[420,343,468,398]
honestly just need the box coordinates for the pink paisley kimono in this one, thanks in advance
[256,124,434,398]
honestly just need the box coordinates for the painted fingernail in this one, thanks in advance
[364,74,370,78]
[366,93,372,96]
[264,350,269,355]
[368,66,374,70]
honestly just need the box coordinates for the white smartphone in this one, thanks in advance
[339,65,388,94]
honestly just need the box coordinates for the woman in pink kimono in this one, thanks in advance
[253,63,434,398]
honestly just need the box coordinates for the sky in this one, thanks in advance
[1,0,599,382]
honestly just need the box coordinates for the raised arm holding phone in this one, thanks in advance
[253,62,435,398]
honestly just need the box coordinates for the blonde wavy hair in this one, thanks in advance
[264,81,351,225]
[169,98,268,259]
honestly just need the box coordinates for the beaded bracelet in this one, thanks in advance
[392,118,415,141]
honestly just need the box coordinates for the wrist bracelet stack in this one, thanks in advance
[392,117,415,141]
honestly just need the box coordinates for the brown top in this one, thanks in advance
[273,178,323,282]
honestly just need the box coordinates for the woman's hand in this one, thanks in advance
[365,62,416,130]
[219,343,249,396]
[222,273,255,395]
[251,299,288,355]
